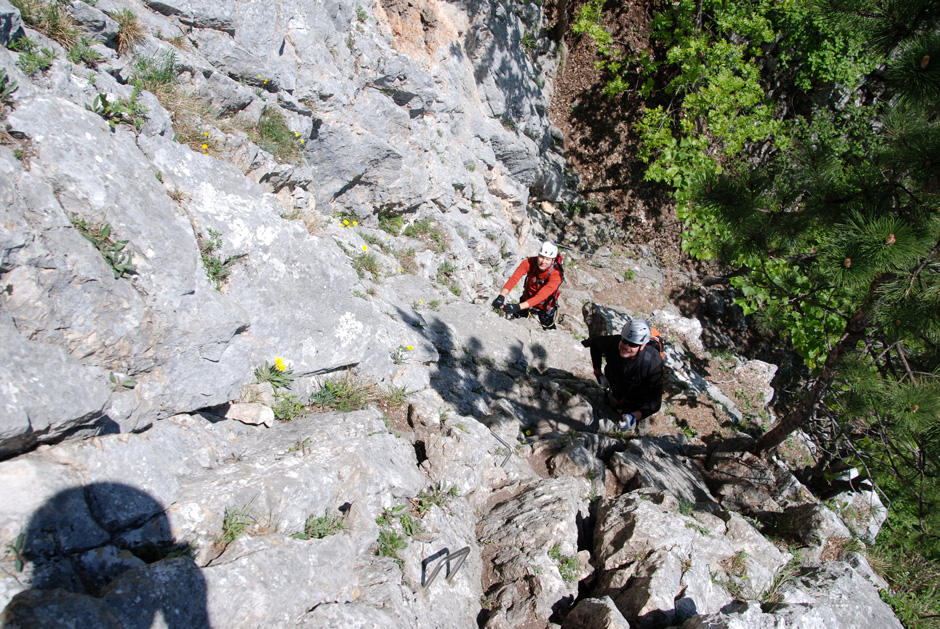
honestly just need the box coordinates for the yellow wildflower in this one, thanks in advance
[300,139,305,144]
[204,131,210,137]
[352,221,358,226]
[202,144,208,151]
[407,345,413,351]
[274,357,287,371]
[362,245,368,251]
[294,132,299,137]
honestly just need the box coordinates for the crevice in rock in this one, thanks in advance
[413,440,427,466]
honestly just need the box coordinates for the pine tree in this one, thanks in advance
[692,0,940,455]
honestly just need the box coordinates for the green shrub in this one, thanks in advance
[375,528,407,565]
[378,213,404,235]
[549,545,579,582]
[352,252,380,279]
[272,391,305,421]
[413,482,458,516]
[403,218,446,252]
[868,543,940,628]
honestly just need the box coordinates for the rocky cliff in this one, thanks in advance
[0,0,901,627]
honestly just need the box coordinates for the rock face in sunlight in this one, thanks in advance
[0,0,900,626]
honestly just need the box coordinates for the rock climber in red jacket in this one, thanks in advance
[491,241,563,330]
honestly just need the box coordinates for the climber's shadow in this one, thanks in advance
[3,482,209,628]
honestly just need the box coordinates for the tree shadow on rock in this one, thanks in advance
[2,482,208,628]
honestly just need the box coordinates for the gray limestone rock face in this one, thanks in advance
[829,481,888,545]
[684,562,903,629]
[0,0,908,626]
[561,596,631,629]
[0,320,111,457]
[608,437,717,506]
[478,476,586,625]
[0,0,24,48]
[593,490,789,624]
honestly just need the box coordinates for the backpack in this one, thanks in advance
[648,327,665,359]
[639,327,666,378]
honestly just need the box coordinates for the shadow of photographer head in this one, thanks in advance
[2,482,208,628]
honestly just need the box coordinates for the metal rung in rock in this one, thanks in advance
[421,546,470,590]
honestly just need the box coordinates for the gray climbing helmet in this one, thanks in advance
[621,319,651,346]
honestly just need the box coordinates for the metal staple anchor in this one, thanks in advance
[489,430,514,467]
[421,546,470,590]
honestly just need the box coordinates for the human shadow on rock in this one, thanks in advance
[2,482,208,629]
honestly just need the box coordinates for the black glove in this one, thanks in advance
[596,374,610,389]
[491,295,505,310]
[503,303,521,316]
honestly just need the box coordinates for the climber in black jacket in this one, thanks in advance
[583,319,663,433]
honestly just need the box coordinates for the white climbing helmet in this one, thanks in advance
[539,241,558,258]
[621,319,651,346]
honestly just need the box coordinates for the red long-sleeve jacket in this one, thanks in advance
[502,257,563,310]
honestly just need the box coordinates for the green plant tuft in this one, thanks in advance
[87,89,148,130]
[251,107,301,163]
[198,227,239,290]
[70,218,137,278]
[273,391,305,421]
[549,545,579,582]
[11,37,56,76]
[110,8,143,55]
[310,373,374,412]
[66,37,102,67]
[292,511,345,540]
[216,505,257,545]
[254,360,295,391]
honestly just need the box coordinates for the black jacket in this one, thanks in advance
[584,335,663,417]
